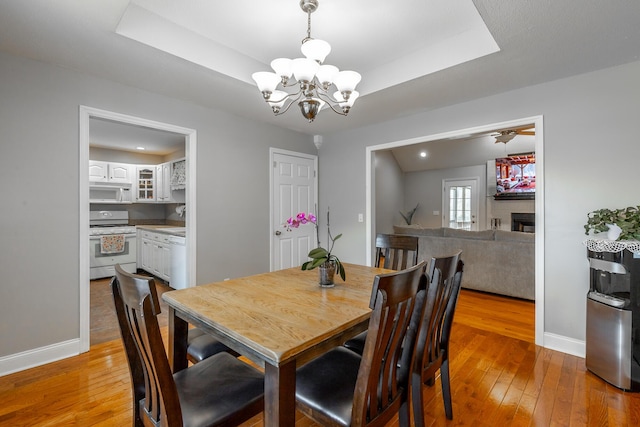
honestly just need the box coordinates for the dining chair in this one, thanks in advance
[111,264,264,427]
[408,254,464,424]
[375,233,419,270]
[295,261,427,427]
[343,233,420,354]
[187,328,239,364]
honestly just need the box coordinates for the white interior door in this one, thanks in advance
[443,178,478,230]
[271,149,318,271]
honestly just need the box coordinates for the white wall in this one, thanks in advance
[0,52,314,363]
[318,60,640,352]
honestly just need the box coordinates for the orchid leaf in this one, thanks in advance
[308,247,328,258]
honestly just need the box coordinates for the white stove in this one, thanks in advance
[89,210,137,279]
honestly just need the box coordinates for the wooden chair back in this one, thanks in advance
[407,252,464,423]
[412,252,461,372]
[375,234,419,270]
[112,264,183,426]
[352,261,427,427]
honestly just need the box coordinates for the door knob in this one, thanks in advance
[275,230,282,236]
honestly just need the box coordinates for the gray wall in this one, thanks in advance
[404,164,487,229]
[374,151,404,233]
[0,52,314,358]
[318,60,640,346]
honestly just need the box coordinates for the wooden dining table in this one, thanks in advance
[162,263,390,427]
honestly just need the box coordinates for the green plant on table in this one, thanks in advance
[284,210,346,281]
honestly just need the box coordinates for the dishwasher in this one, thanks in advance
[169,235,187,289]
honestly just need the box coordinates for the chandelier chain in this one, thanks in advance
[304,9,312,44]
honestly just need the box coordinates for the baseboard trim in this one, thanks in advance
[544,332,585,358]
[0,339,80,377]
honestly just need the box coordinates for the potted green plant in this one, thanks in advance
[584,205,640,240]
[285,209,346,286]
[400,203,419,225]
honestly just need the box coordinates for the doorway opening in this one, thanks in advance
[365,116,544,346]
[79,106,198,353]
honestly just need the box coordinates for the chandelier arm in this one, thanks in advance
[314,84,340,103]
[274,92,304,116]
[266,89,301,105]
[315,92,347,116]
[280,79,300,89]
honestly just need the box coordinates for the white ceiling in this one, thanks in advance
[392,128,535,173]
[90,117,185,155]
[1,0,639,163]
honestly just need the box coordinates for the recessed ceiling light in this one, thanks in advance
[136,146,145,150]
[420,151,427,158]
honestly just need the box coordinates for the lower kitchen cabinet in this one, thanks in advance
[138,229,173,284]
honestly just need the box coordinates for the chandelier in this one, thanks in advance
[251,0,361,123]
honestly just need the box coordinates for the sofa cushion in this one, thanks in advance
[393,225,444,237]
[443,228,495,240]
[494,230,535,242]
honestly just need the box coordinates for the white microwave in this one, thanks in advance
[89,182,133,203]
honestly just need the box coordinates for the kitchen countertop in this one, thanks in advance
[137,225,186,237]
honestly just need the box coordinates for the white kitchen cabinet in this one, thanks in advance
[138,229,172,283]
[170,158,186,190]
[168,235,186,289]
[136,166,156,201]
[89,160,133,184]
[152,241,172,280]
[156,162,173,202]
[138,231,152,272]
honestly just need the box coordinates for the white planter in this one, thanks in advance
[606,223,622,240]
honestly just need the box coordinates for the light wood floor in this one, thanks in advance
[90,277,172,345]
[2,288,640,426]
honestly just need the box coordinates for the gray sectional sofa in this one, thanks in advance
[393,226,535,300]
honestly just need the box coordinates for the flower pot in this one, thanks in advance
[606,223,622,240]
[318,263,336,287]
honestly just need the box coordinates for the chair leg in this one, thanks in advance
[424,375,436,387]
[411,373,425,427]
[398,399,411,427]
[441,360,453,420]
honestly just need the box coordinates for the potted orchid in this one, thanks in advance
[285,210,346,285]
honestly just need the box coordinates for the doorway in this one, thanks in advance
[78,106,198,353]
[443,178,479,230]
[365,116,544,346]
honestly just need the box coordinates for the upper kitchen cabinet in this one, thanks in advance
[136,166,155,201]
[169,158,186,203]
[156,162,172,202]
[170,158,186,190]
[89,160,134,184]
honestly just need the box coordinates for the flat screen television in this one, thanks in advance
[494,153,535,200]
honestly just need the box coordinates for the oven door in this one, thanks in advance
[89,234,137,279]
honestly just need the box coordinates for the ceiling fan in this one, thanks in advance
[493,127,535,144]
